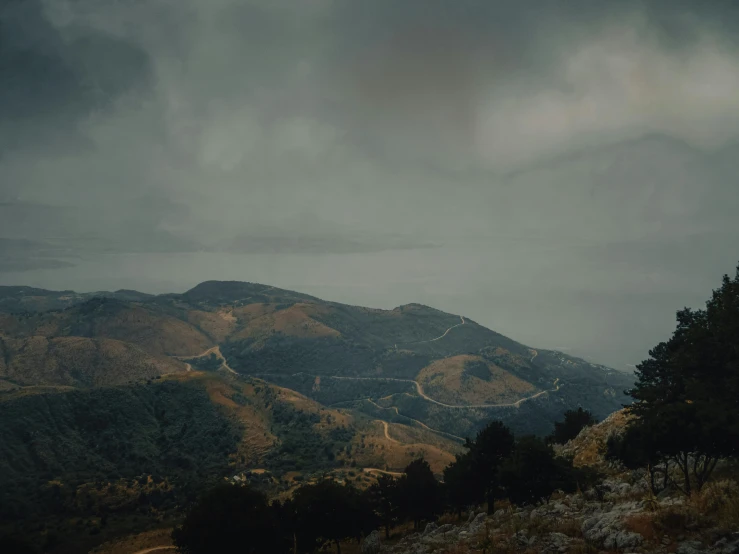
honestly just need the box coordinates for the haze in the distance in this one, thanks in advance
[2,0,739,369]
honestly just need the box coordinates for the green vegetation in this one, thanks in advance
[368,474,401,539]
[182,353,221,372]
[499,436,580,505]
[173,420,587,553]
[614,265,739,496]
[442,420,587,516]
[0,278,646,552]
[0,379,242,552]
[266,399,350,472]
[547,407,598,445]
[172,485,281,554]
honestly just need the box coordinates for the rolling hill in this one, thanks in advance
[0,281,633,435]
[0,280,633,552]
[0,335,187,388]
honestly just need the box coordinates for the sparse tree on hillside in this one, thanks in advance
[368,474,401,539]
[466,421,515,514]
[499,436,577,506]
[606,423,669,495]
[443,451,479,518]
[292,479,374,554]
[172,484,283,554]
[548,408,597,445]
[398,458,442,530]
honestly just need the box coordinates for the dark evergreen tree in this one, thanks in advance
[171,484,284,554]
[548,408,597,445]
[442,451,479,517]
[628,264,739,495]
[500,436,566,505]
[0,535,38,554]
[398,458,442,530]
[292,479,374,554]
[466,421,515,514]
[606,423,669,495]
[368,474,401,539]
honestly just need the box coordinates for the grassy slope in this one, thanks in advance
[0,280,633,441]
[0,336,187,387]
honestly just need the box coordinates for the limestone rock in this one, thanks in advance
[362,530,382,554]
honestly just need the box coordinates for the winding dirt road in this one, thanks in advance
[366,398,466,443]
[363,467,404,478]
[132,547,175,554]
[396,316,465,349]
[176,346,237,375]
[377,420,398,443]
[326,375,561,410]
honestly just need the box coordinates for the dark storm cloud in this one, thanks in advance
[0,237,75,272]
[1,0,739,367]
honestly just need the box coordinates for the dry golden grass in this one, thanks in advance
[187,309,238,342]
[202,377,276,464]
[556,409,633,468]
[42,304,215,357]
[623,513,659,542]
[688,479,739,529]
[231,302,278,322]
[89,528,173,554]
[416,355,535,405]
[0,336,187,387]
[379,420,464,457]
[231,303,340,341]
[346,420,456,474]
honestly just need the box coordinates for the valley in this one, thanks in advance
[0,281,633,553]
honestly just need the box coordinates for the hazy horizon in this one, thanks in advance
[3,0,739,370]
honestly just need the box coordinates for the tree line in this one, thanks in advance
[169,412,598,554]
[171,264,739,552]
[607,264,739,497]
[5,265,737,554]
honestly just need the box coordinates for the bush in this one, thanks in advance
[172,484,286,554]
[548,408,597,445]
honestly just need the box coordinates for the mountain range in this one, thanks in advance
[0,280,632,428]
[0,280,633,552]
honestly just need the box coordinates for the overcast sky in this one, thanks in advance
[2,0,739,369]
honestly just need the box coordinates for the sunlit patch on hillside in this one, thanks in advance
[416,354,536,405]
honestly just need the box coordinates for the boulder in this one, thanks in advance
[362,530,382,554]
[421,522,437,536]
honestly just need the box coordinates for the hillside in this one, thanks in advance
[0,286,153,314]
[0,280,635,551]
[0,280,633,439]
[0,368,463,553]
[0,336,186,388]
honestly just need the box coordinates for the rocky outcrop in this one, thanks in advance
[362,530,382,554]
[379,491,739,554]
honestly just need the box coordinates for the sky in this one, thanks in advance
[1,0,739,369]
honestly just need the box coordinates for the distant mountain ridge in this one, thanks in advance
[0,279,633,552]
[0,280,633,437]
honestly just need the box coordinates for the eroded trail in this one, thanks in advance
[395,316,465,349]
[326,375,561,409]
[377,419,398,443]
[132,547,175,554]
[176,346,237,375]
[366,398,466,442]
[363,467,404,478]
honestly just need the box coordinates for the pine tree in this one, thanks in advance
[368,474,401,539]
[627,264,739,494]
[398,459,442,530]
[466,421,515,514]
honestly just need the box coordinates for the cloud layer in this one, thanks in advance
[1,0,739,367]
